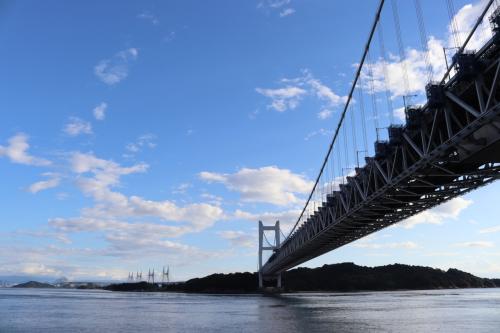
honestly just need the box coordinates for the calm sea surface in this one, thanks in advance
[0,288,499,332]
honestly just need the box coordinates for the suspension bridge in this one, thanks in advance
[258,0,500,287]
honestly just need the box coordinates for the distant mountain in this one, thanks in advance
[105,263,500,293]
[12,281,55,288]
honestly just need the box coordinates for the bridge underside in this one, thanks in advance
[262,33,500,277]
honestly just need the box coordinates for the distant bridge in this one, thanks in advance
[259,0,500,286]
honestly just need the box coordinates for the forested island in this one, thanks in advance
[12,281,54,288]
[104,263,500,293]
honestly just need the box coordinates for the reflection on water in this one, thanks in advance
[1,288,499,332]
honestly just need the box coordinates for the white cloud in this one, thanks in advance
[399,197,472,229]
[360,37,448,98]
[258,0,290,9]
[15,229,71,244]
[479,225,500,234]
[362,0,495,98]
[44,216,218,265]
[201,193,224,205]
[62,152,224,236]
[317,109,333,120]
[268,0,290,8]
[393,106,406,121]
[137,11,159,25]
[450,0,495,51]
[218,231,255,248]
[93,102,107,120]
[199,166,313,206]
[125,134,156,154]
[28,173,61,194]
[71,152,148,206]
[56,192,69,200]
[20,263,61,276]
[279,8,295,17]
[48,215,225,264]
[304,128,332,141]
[50,217,188,240]
[172,183,191,194]
[129,196,224,230]
[233,208,301,234]
[453,241,495,248]
[255,86,306,112]
[63,117,92,136]
[257,70,347,113]
[163,31,176,42]
[0,242,223,280]
[71,152,147,176]
[307,75,346,106]
[0,133,51,166]
[94,48,138,85]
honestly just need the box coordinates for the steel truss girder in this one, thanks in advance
[262,33,500,277]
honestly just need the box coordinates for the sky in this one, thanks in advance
[1,0,500,282]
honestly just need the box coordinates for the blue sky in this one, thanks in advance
[1,0,499,281]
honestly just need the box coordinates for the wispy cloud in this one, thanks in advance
[258,0,295,18]
[218,231,255,248]
[163,31,176,43]
[27,173,61,194]
[479,225,500,234]
[304,128,332,141]
[137,11,159,25]
[453,241,495,248]
[255,86,306,112]
[172,183,191,195]
[317,109,333,120]
[43,152,226,262]
[257,70,347,113]
[93,102,107,121]
[63,117,92,136]
[279,8,295,17]
[0,133,51,166]
[125,134,156,155]
[94,48,138,85]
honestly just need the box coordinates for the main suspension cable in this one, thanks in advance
[284,0,385,242]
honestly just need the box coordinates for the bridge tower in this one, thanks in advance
[161,266,170,285]
[148,269,155,284]
[258,220,281,289]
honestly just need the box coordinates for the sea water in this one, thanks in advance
[0,288,499,332]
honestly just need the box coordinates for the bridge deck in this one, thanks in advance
[262,33,500,277]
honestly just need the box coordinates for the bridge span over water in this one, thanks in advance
[259,0,500,287]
